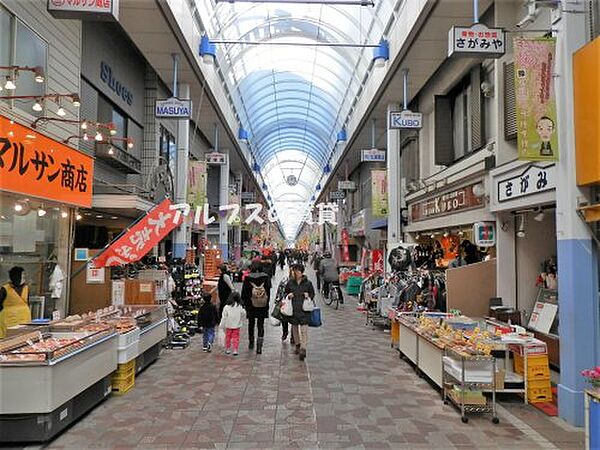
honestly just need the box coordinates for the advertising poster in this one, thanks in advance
[187,161,207,209]
[514,37,558,162]
[371,170,388,218]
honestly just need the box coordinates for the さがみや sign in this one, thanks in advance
[48,0,119,21]
[410,184,484,222]
[155,98,192,119]
[0,115,94,208]
[448,23,505,58]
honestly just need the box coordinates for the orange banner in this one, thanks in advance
[0,115,94,207]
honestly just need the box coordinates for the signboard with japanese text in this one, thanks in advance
[515,38,558,162]
[448,23,505,58]
[47,0,119,21]
[371,170,388,218]
[340,228,350,262]
[350,209,366,236]
[361,149,386,162]
[329,191,346,200]
[338,180,356,190]
[410,184,484,222]
[155,98,192,119]
[0,115,94,208]
[91,198,184,268]
[241,192,256,202]
[497,164,555,203]
[86,264,105,284]
[473,222,496,247]
[389,110,423,129]
[206,152,227,165]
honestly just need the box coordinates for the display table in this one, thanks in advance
[585,389,600,450]
[0,331,118,442]
[398,318,444,387]
[136,317,167,373]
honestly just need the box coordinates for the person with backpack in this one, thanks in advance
[241,262,271,354]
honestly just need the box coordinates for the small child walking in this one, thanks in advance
[219,292,246,356]
[199,293,219,352]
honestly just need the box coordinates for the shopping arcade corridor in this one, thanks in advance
[31,268,582,450]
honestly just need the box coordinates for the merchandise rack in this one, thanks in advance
[442,347,499,424]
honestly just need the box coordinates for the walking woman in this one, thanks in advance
[217,264,234,319]
[284,263,315,361]
[241,262,271,354]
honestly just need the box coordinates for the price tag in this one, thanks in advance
[52,310,61,321]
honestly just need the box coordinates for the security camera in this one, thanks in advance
[480,81,494,98]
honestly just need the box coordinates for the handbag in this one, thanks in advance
[280,296,294,317]
[269,316,281,327]
[309,306,322,327]
[271,301,283,320]
[302,297,315,312]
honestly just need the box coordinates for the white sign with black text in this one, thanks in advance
[155,98,192,119]
[329,191,346,200]
[338,180,356,190]
[241,192,256,202]
[389,110,423,129]
[361,149,386,163]
[497,164,555,203]
[448,23,505,58]
[206,152,228,165]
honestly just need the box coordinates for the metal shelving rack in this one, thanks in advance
[442,347,500,424]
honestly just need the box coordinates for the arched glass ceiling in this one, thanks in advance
[194,0,395,238]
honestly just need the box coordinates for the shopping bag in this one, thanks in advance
[309,307,322,327]
[269,315,281,327]
[271,301,283,320]
[281,297,294,317]
[217,327,226,347]
[302,298,315,312]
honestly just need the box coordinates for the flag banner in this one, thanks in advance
[371,170,388,218]
[92,199,183,268]
[515,37,558,162]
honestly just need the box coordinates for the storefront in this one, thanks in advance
[490,161,559,367]
[0,115,94,319]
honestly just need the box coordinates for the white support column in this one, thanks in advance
[219,152,230,259]
[234,172,243,260]
[173,83,190,259]
[387,103,402,250]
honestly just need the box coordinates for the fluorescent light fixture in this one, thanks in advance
[95,131,103,141]
[32,100,43,112]
[56,106,66,117]
[34,67,45,83]
[4,76,16,90]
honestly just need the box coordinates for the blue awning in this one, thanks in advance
[370,218,388,230]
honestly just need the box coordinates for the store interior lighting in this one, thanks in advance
[32,99,43,112]
[517,214,526,238]
[37,207,47,217]
[75,213,82,221]
[107,146,114,155]
[60,211,68,219]
[0,65,44,89]
[56,102,66,117]
[534,209,545,222]
[4,76,16,90]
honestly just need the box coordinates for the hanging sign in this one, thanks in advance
[448,23,505,58]
[241,192,256,202]
[340,228,350,262]
[338,180,356,190]
[371,170,388,218]
[515,37,558,162]
[48,0,119,21]
[187,160,207,209]
[410,184,484,222]
[0,114,94,208]
[91,198,184,268]
[389,110,423,129]
[361,149,386,162]
[155,98,192,119]
[497,164,555,203]
[86,264,105,284]
[206,152,228,165]
[329,191,346,200]
[473,222,496,247]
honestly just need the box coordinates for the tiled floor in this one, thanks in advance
[38,268,582,449]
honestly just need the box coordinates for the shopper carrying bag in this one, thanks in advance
[284,263,315,361]
[241,263,271,354]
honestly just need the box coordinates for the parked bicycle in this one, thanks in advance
[321,280,342,310]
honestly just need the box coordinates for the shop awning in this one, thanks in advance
[92,194,155,218]
[370,218,388,230]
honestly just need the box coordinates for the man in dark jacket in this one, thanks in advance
[242,262,271,354]
[284,263,315,361]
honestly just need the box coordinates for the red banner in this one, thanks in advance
[92,199,183,268]
[341,228,350,262]
[370,249,384,273]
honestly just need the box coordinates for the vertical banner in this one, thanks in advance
[515,37,558,162]
[187,160,207,212]
[341,228,350,262]
[371,170,389,218]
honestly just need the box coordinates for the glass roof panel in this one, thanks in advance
[193,0,393,238]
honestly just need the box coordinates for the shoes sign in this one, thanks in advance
[388,110,423,130]
[155,97,193,119]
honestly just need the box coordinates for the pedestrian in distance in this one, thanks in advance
[284,263,315,361]
[198,293,219,353]
[217,264,234,320]
[242,262,271,354]
[219,291,246,356]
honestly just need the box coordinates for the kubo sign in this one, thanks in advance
[155,98,192,119]
[389,110,423,130]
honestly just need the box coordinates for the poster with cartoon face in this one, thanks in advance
[515,37,559,162]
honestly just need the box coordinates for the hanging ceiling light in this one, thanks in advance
[372,39,390,68]
[238,128,249,143]
[37,207,47,217]
[199,34,216,65]
[60,211,68,219]
[32,99,43,112]
[4,75,16,90]
[80,121,88,130]
[336,129,347,142]
[534,208,545,222]
[94,131,103,141]
[71,94,80,107]
[56,103,66,117]
[34,66,45,83]
[83,132,89,141]
[517,214,526,238]
[127,139,134,149]
[107,145,114,155]
[76,213,82,221]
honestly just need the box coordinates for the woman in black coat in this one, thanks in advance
[241,262,271,354]
[284,263,315,361]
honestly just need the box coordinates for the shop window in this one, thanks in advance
[434,66,485,166]
[0,5,47,115]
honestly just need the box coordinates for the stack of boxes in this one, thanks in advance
[511,342,552,403]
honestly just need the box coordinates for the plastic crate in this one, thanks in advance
[112,369,135,395]
[527,385,553,403]
[117,328,140,349]
[117,340,139,364]
[514,354,551,380]
[115,360,136,376]
[509,342,547,356]
[527,378,552,391]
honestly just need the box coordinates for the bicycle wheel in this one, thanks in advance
[322,285,333,306]
[331,287,339,310]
